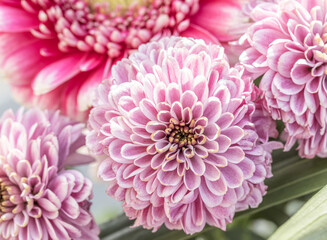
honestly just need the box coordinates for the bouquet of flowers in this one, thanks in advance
[0,0,327,239]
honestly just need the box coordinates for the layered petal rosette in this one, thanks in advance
[212,0,279,64]
[0,108,99,239]
[239,0,327,157]
[87,37,282,234]
[0,0,249,120]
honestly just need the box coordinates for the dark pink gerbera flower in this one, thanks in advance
[0,0,248,121]
[0,108,99,239]
[87,37,282,234]
[239,0,327,157]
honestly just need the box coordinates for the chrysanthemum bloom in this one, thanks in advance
[87,37,282,234]
[239,0,327,157]
[0,108,99,239]
[0,0,248,121]
[298,127,327,158]
[210,0,278,64]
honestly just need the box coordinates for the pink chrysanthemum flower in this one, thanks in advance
[210,0,278,64]
[0,108,99,239]
[87,37,282,234]
[0,0,247,121]
[239,0,327,157]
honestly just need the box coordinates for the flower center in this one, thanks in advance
[0,178,13,214]
[35,0,199,57]
[165,118,202,148]
[87,0,148,13]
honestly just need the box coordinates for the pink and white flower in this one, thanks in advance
[239,0,327,157]
[0,108,99,239]
[0,0,249,121]
[87,37,282,234]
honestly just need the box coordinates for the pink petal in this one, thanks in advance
[145,121,166,133]
[184,170,201,191]
[193,77,209,103]
[273,73,304,95]
[204,123,220,141]
[267,40,289,71]
[155,140,170,153]
[184,55,205,78]
[181,90,198,109]
[192,102,204,120]
[150,153,165,169]
[37,198,58,213]
[153,82,166,104]
[77,65,106,111]
[166,83,181,104]
[122,164,143,179]
[221,126,244,144]
[194,145,209,158]
[189,155,206,176]
[204,163,220,181]
[277,51,301,78]
[216,112,234,130]
[62,196,80,219]
[180,23,220,44]
[121,143,147,160]
[98,160,116,181]
[0,6,38,32]
[252,28,286,55]
[32,53,86,95]
[189,0,244,42]
[170,102,183,121]
[250,165,267,183]
[163,57,180,83]
[205,154,228,167]
[110,120,132,142]
[109,139,130,163]
[134,154,152,167]
[291,59,314,85]
[221,146,245,164]
[171,185,188,203]
[205,177,227,196]
[14,212,29,227]
[290,90,307,116]
[237,158,255,179]
[199,180,222,208]
[128,107,150,126]
[220,163,243,188]
[162,159,179,171]
[157,170,181,186]
[203,140,219,153]
[217,135,232,153]
[204,97,222,124]
[139,99,158,120]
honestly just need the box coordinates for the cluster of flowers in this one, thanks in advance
[0,0,325,238]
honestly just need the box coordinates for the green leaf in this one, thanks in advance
[252,205,289,226]
[254,76,262,87]
[225,226,265,240]
[100,155,327,240]
[269,184,327,240]
[99,214,134,238]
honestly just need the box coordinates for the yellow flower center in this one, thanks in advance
[165,118,201,149]
[87,0,149,13]
[0,179,11,214]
